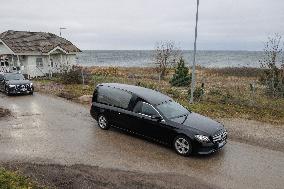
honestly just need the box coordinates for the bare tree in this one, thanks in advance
[259,33,284,97]
[154,41,181,80]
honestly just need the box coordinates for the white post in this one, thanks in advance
[48,54,51,78]
[11,55,14,66]
[17,55,20,65]
[60,54,63,71]
[190,0,200,103]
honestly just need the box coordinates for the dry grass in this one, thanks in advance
[34,66,284,125]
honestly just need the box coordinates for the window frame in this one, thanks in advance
[133,101,164,120]
[36,57,44,67]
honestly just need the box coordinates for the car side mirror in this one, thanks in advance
[151,115,162,122]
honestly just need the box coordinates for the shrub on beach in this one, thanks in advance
[259,34,284,98]
[188,86,204,102]
[57,65,92,85]
[154,41,181,80]
[170,58,191,87]
[59,65,83,84]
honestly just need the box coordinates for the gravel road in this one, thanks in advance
[0,93,283,189]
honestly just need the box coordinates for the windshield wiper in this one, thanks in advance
[171,113,188,119]
[182,114,189,124]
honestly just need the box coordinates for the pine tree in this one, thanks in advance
[170,58,191,87]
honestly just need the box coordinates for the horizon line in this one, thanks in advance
[80,49,263,52]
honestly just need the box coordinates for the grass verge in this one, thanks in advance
[34,66,284,125]
[0,168,44,189]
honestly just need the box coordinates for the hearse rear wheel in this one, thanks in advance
[98,114,110,130]
[173,135,192,156]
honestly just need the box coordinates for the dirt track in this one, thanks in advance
[2,163,219,189]
[0,93,283,189]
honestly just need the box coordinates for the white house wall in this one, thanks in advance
[25,56,43,77]
[24,54,77,77]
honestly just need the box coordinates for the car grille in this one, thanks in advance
[16,84,28,90]
[212,131,227,143]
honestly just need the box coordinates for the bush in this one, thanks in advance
[259,34,284,98]
[170,58,191,87]
[60,66,82,84]
[188,86,204,102]
[59,66,92,84]
[154,41,181,80]
[220,91,234,104]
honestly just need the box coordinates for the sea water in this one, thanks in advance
[77,50,264,68]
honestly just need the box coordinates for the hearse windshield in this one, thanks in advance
[5,74,25,81]
[156,101,190,119]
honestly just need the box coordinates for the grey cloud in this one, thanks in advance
[1,0,283,50]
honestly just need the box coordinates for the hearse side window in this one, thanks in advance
[134,101,158,117]
[97,87,132,109]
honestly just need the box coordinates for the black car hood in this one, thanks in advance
[6,80,32,85]
[171,112,223,135]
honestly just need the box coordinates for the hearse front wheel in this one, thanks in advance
[173,135,192,156]
[98,114,110,130]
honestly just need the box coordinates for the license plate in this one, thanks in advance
[218,140,226,148]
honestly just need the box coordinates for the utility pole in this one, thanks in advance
[59,27,67,37]
[190,0,200,103]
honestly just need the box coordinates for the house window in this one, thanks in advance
[36,58,43,67]
[50,59,54,67]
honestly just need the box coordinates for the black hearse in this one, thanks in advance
[0,73,34,95]
[90,83,227,156]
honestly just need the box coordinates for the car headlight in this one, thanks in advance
[195,135,210,143]
[9,85,16,88]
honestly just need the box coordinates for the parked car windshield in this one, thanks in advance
[5,74,25,81]
[156,101,190,119]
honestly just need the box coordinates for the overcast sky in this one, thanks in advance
[1,0,284,50]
